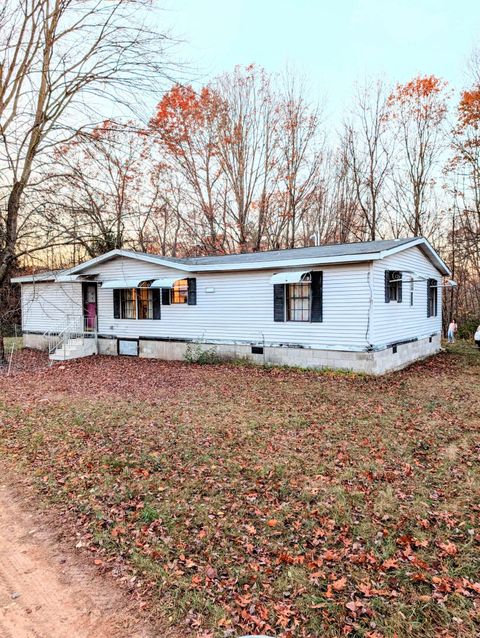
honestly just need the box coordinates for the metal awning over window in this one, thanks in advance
[150,277,184,289]
[101,278,151,289]
[270,270,311,285]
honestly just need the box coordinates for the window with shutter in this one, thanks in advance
[385,270,402,303]
[138,286,153,319]
[427,279,437,317]
[171,279,188,304]
[113,287,161,320]
[275,272,323,323]
[286,282,311,321]
[120,289,137,319]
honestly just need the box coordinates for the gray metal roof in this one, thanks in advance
[124,237,418,266]
[11,268,65,283]
[12,236,451,282]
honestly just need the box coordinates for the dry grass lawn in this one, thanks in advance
[0,343,479,637]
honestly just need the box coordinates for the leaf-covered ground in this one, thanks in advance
[0,344,479,638]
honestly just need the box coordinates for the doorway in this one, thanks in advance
[82,283,97,332]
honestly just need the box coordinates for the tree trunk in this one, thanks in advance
[0,181,24,288]
[0,335,5,366]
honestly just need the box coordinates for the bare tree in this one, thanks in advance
[343,79,392,240]
[276,72,324,248]
[0,0,175,284]
[0,0,176,361]
[386,75,449,237]
[215,65,280,252]
[39,121,165,259]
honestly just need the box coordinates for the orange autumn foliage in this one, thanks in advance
[150,85,225,156]
[387,75,448,124]
[450,84,480,160]
[458,86,480,130]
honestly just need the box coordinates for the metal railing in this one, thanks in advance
[43,316,98,360]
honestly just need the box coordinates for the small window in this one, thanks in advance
[386,271,402,302]
[410,277,414,306]
[427,279,438,317]
[138,286,154,320]
[287,282,311,322]
[120,289,137,319]
[171,279,188,304]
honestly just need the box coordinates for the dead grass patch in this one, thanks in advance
[0,344,478,637]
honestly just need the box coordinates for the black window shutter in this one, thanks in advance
[161,288,170,305]
[310,271,323,322]
[397,272,403,303]
[187,278,197,305]
[113,289,120,318]
[152,289,161,319]
[385,271,391,303]
[273,284,285,322]
[427,278,437,317]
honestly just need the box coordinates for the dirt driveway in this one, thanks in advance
[0,483,151,638]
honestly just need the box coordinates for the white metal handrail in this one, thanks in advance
[43,316,97,360]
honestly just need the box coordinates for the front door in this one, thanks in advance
[83,283,97,332]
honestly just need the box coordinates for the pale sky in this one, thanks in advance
[160,0,480,123]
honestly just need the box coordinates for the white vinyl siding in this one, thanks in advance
[21,282,83,333]
[81,257,371,350]
[20,246,445,352]
[370,246,443,347]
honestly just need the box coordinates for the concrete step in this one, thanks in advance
[50,352,93,361]
[49,339,97,361]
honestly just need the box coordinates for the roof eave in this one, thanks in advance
[10,237,451,281]
[190,252,383,271]
[379,237,450,276]
[11,274,57,283]
[69,249,194,275]
[418,240,451,276]
[67,248,385,275]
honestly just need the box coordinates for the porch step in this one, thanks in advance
[49,338,97,361]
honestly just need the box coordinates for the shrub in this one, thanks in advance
[184,343,221,365]
[457,318,480,340]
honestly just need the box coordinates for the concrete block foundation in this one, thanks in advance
[23,333,52,350]
[134,334,441,374]
[23,332,441,375]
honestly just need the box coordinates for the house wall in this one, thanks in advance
[81,256,372,350]
[20,246,446,374]
[21,281,83,333]
[370,245,443,347]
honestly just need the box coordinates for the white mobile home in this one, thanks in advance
[12,237,451,374]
